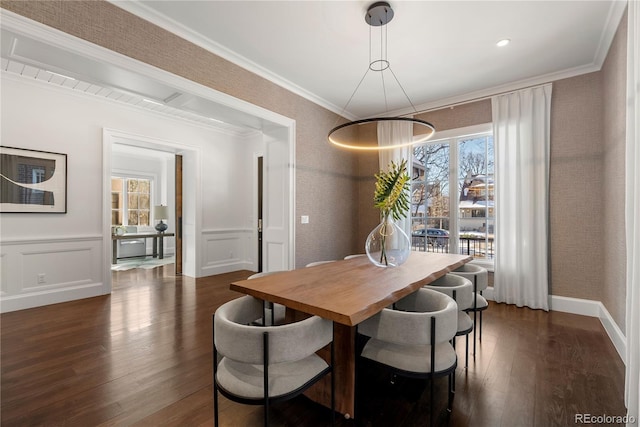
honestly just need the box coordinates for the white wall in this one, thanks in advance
[0,73,258,312]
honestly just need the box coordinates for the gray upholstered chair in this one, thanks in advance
[247,271,287,326]
[305,260,337,267]
[358,288,458,425]
[422,273,474,368]
[449,264,489,359]
[213,296,334,427]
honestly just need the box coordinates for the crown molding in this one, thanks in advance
[109,0,354,120]
[388,61,601,117]
[0,9,296,130]
[111,0,628,122]
[593,0,629,68]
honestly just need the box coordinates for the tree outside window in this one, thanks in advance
[111,177,151,227]
[411,132,494,261]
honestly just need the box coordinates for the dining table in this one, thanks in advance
[230,251,472,418]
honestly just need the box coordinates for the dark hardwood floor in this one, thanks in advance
[1,265,627,426]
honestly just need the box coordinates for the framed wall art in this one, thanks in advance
[0,146,67,213]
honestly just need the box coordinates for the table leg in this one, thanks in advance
[152,237,158,258]
[159,235,164,259]
[305,323,356,418]
[112,239,117,264]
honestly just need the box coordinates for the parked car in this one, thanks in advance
[412,228,450,247]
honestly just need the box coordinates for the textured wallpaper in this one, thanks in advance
[601,10,628,332]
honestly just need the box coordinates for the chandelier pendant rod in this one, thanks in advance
[380,18,389,113]
[327,1,435,151]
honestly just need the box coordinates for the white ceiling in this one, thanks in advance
[116,0,627,119]
[0,1,627,130]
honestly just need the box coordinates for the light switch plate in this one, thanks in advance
[301,215,309,224]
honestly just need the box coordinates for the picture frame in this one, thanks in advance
[0,146,67,213]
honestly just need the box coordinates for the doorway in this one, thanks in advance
[257,155,263,272]
[175,154,183,275]
[104,129,196,287]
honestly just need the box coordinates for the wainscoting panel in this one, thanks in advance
[200,228,253,276]
[266,240,287,272]
[0,253,7,298]
[0,236,105,313]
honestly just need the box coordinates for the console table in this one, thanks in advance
[111,232,175,264]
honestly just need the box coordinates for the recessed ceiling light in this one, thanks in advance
[496,39,510,47]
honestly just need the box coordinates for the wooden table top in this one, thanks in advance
[230,252,472,326]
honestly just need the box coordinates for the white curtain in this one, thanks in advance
[378,121,413,237]
[626,2,640,425]
[491,84,552,311]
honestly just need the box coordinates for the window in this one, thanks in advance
[111,177,151,226]
[411,127,494,263]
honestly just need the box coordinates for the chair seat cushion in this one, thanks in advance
[465,294,488,312]
[361,339,457,375]
[216,354,328,400]
[457,311,473,335]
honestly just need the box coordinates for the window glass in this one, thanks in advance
[111,177,151,227]
[411,132,494,261]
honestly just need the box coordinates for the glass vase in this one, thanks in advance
[365,217,411,267]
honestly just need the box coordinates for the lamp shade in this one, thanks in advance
[154,205,169,220]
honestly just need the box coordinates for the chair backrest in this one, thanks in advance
[247,271,284,280]
[305,260,336,267]
[214,296,332,365]
[359,288,457,346]
[450,264,488,291]
[422,273,473,310]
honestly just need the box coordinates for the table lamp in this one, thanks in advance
[154,205,169,233]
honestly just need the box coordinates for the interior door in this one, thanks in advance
[257,156,264,272]
[175,154,183,275]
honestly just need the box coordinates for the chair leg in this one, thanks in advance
[473,309,477,359]
[213,385,219,427]
[465,333,469,369]
[264,404,269,427]
[430,377,435,427]
[448,372,454,411]
[263,332,269,427]
[452,364,456,392]
[262,300,267,327]
[479,310,483,342]
[213,314,219,427]
[331,340,335,427]
[270,303,275,326]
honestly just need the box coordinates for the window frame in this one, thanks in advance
[111,172,155,228]
[411,123,494,270]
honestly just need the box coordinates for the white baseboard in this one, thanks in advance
[484,287,627,363]
[549,294,602,316]
[596,302,627,364]
[0,282,106,313]
[200,261,254,277]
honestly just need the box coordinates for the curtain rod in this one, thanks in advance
[409,81,553,116]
